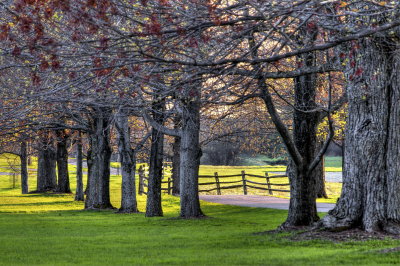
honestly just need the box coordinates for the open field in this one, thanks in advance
[0,154,342,204]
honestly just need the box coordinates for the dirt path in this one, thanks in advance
[199,195,335,212]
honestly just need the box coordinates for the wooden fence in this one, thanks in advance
[138,167,290,196]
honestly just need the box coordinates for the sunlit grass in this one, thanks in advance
[1,155,400,266]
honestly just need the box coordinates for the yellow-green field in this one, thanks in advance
[1,154,399,266]
[0,153,342,206]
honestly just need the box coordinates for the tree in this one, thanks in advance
[36,134,57,192]
[85,107,114,209]
[55,129,71,193]
[74,132,84,201]
[321,33,400,233]
[145,95,165,217]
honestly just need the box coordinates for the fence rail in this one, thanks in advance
[138,168,290,196]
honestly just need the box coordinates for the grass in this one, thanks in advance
[0,155,399,265]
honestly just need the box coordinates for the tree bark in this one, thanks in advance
[321,37,400,233]
[282,45,320,227]
[172,115,181,195]
[145,98,165,217]
[179,91,204,218]
[20,141,28,194]
[116,109,138,213]
[36,141,57,192]
[56,130,71,193]
[85,108,114,209]
[315,145,328,199]
[74,134,84,201]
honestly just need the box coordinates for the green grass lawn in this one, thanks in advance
[1,155,400,265]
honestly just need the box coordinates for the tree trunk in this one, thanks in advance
[179,91,204,218]
[315,147,328,199]
[145,99,165,217]
[85,108,114,209]
[20,141,28,194]
[56,130,71,193]
[37,142,57,192]
[321,38,400,233]
[74,134,84,201]
[171,115,181,195]
[116,109,138,213]
[282,48,319,227]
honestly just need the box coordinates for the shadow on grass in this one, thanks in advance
[0,200,76,207]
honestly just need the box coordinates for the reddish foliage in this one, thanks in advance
[11,46,22,57]
[22,0,36,5]
[201,33,211,43]
[19,17,33,33]
[87,0,96,7]
[34,23,44,38]
[31,72,41,85]
[40,60,50,71]
[120,66,130,77]
[159,0,170,6]
[68,72,77,80]
[177,26,187,36]
[0,24,10,41]
[132,65,141,72]
[51,60,61,70]
[306,21,317,33]
[88,24,99,34]
[147,15,162,36]
[93,57,103,68]
[99,37,109,50]
[188,37,198,48]
[44,7,54,19]
[71,31,82,42]
[355,67,363,77]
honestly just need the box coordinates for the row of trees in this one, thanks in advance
[1,0,400,233]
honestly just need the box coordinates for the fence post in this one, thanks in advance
[265,172,273,195]
[214,172,221,195]
[241,170,247,195]
[138,165,144,195]
[167,177,171,195]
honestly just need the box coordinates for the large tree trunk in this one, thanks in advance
[116,109,138,213]
[145,99,165,217]
[85,108,114,209]
[179,90,204,218]
[56,130,71,193]
[282,48,320,227]
[74,134,84,201]
[37,141,57,192]
[20,141,28,194]
[322,38,400,233]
